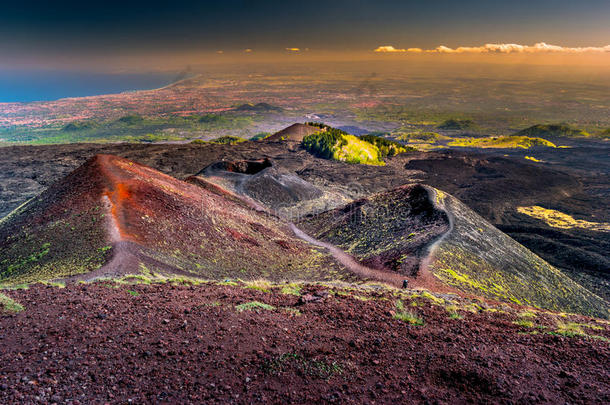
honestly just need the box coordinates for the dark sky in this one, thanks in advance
[1,0,609,53]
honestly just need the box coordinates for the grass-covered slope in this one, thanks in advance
[448,135,556,149]
[515,124,590,138]
[429,189,608,319]
[0,155,351,285]
[302,125,385,165]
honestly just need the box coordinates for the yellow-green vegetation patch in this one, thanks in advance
[335,134,384,165]
[0,207,112,284]
[359,134,415,157]
[445,304,463,319]
[243,280,273,293]
[217,280,239,286]
[302,125,385,165]
[41,281,66,288]
[235,301,276,312]
[280,284,302,296]
[432,254,526,306]
[553,321,586,337]
[394,131,449,143]
[517,206,610,232]
[429,194,609,319]
[208,135,247,145]
[514,318,535,328]
[416,290,446,306]
[336,290,371,301]
[0,283,29,290]
[0,293,24,313]
[393,300,424,325]
[448,135,556,149]
[515,123,590,138]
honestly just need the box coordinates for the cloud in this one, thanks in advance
[216,50,224,54]
[374,45,423,53]
[244,49,253,53]
[285,47,300,52]
[375,42,610,54]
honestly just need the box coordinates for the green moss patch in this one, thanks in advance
[0,293,24,313]
[235,301,276,312]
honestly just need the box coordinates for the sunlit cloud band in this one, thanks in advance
[374,43,610,54]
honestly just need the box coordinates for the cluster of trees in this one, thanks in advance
[305,122,330,130]
[359,134,414,157]
[302,127,348,159]
[303,123,416,161]
[437,119,476,130]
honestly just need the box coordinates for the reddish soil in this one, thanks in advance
[0,154,350,283]
[1,283,608,404]
[1,141,607,299]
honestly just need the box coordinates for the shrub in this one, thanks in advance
[0,293,24,313]
[235,301,276,312]
[393,300,424,325]
[209,136,247,145]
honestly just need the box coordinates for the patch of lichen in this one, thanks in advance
[517,206,610,232]
[448,135,556,149]
[0,207,110,285]
[430,192,609,319]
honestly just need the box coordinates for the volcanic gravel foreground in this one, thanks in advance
[1,282,609,404]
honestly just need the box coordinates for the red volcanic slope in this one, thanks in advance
[0,154,350,283]
[2,282,609,403]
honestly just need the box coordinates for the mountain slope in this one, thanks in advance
[428,188,608,318]
[266,123,321,142]
[300,184,608,318]
[0,154,350,284]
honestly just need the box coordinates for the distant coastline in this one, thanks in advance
[0,70,179,103]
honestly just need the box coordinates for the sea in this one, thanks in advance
[0,69,178,103]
